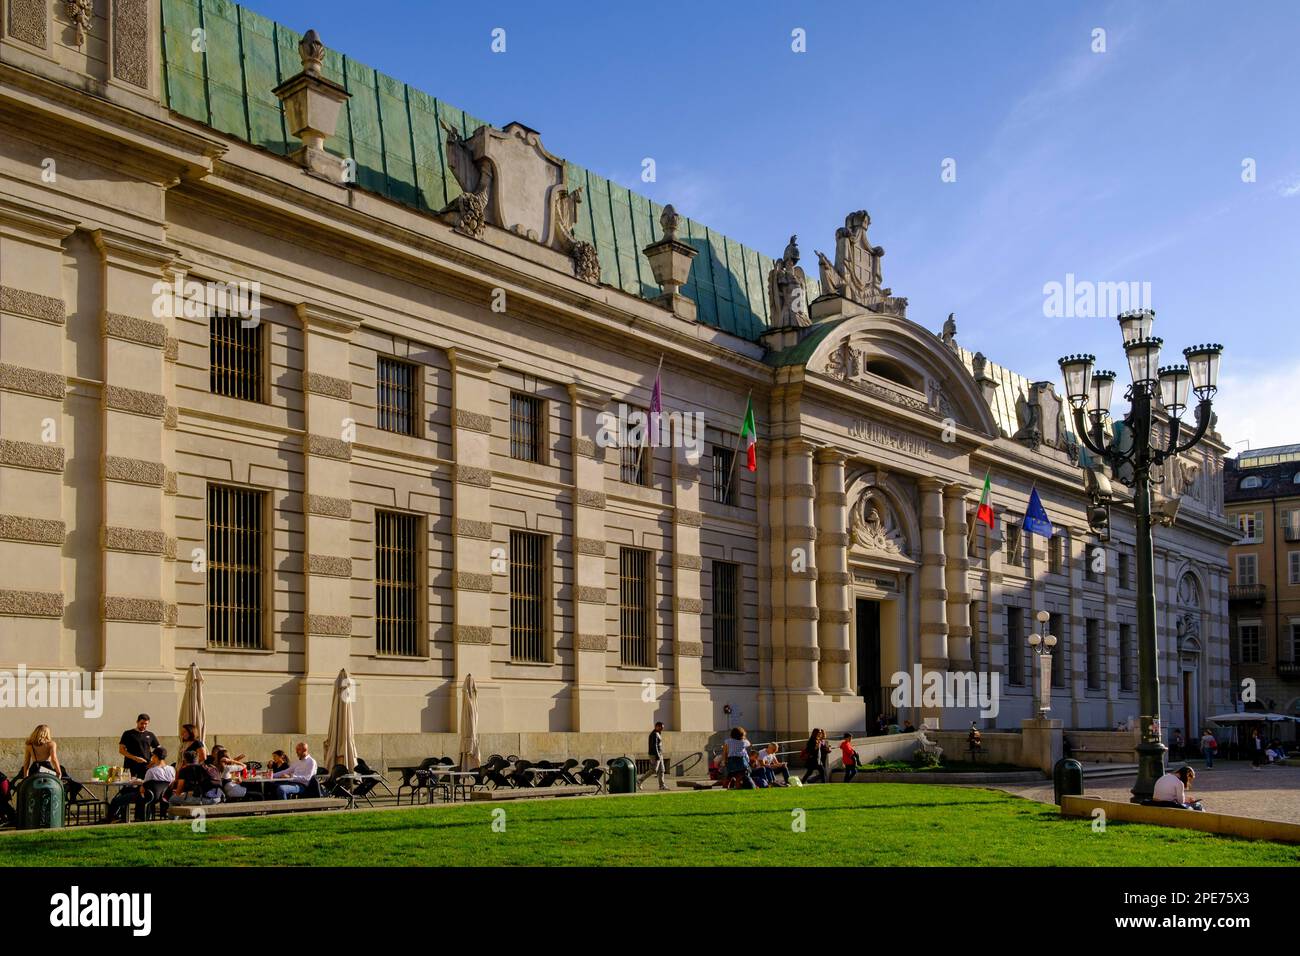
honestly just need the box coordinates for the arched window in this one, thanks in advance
[865,358,916,390]
[1240,476,1263,490]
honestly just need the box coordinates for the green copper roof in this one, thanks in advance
[160,0,813,342]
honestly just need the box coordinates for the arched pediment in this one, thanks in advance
[801,315,1000,437]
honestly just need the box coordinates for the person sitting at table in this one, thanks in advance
[208,745,248,801]
[269,741,317,800]
[22,724,61,779]
[106,747,174,822]
[171,750,223,806]
[118,714,159,780]
[267,750,290,775]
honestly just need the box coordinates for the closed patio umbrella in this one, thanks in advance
[458,674,481,770]
[322,668,358,773]
[179,662,205,748]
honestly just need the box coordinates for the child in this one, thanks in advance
[839,733,860,783]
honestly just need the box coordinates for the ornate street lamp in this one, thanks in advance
[1028,610,1056,720]
[1059,309,1222,802]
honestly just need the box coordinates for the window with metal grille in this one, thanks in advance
[1006,606,1024,685]
[209,314,263,402]
[510,392,544,463]
[619,547,653,668]
[970,601,982,672]
[1117,551,1131,589]
[1086,618,1102,690]
[375,510,420,657]
[1119,623,1134,691]
[1050,612,1066,688]
[1048,533,1064,574]
[1239,622,1262,664]
[207,484,266,649]
[510,530,548,663]
[1291,621,1300,662]
[712,445,736,505]
[1004,520,1024,568]
[711,560,741,671]
[620,408,651,485]
[377,357,418,436]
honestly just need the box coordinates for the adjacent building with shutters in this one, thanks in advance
[1224,446,1300,726]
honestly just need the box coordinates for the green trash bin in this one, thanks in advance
[607,757,638,794]
[17,773,65,829]
[1053,757,1084,805]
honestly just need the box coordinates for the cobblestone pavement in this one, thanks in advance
[992,762,1300,824]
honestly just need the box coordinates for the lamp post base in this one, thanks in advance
[1130,738,1167,803]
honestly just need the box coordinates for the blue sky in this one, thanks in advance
[253,0,1299,452]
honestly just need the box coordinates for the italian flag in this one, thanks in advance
[976,471,995,527]
[740,396,757,472]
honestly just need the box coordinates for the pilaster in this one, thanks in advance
[670,424,711,730]
[0,201,76,668]
[448,347,501,731]
[93,229,176,689]
[943,483,973,670]
[567,380,616,731]
[917,478,949,679]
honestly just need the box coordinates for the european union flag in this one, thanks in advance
[1022,487,1054,537]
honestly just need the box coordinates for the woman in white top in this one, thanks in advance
[722,726,756,789]
[209,745,248,800]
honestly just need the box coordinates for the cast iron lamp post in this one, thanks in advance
[1058,310,1221,803]
[1028,610,1056,720]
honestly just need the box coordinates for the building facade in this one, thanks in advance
[1224,445,1300,725]
[0,0,1236,747]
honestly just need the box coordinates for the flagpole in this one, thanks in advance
[725,388,753,494]
[965,472,984,557]
[1012,480,1037,566]
[632,354,665,479]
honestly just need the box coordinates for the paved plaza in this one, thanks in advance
[997,762,1300,825]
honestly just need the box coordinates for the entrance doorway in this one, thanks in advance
[856,598,883,729]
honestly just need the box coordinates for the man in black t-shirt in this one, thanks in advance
[118,714,160,779]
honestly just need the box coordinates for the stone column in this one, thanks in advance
[815,448,851,695]
[295,303,360,733]
[943,484,973,670]
[783,439,820,702]
[917,478,949,676]
[568,381,615,731]
[93,231,177,717]
[0,202,76,680]
[448,348,500,731]
[765,440,789,730]
[755,443,777,733]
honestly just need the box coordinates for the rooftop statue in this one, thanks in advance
[815,211,908,316]
[768,234,809,327]
[661,204,680,242]
[440,120,492,238]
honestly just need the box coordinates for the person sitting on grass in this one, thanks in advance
[171,750,223,806]
[839,733,860,783]
[1150,765,1202,810]
[760,742,790,787]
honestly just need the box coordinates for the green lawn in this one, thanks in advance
[3,784,1295,867]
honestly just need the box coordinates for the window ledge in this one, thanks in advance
[204,646,276,655]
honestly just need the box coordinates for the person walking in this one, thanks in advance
[722,727,755,789]
[838,733,860,783]
[647,721,669,791]
[1250,727,1266,771]
[801,728,830,784]
[1199,728,1217,767]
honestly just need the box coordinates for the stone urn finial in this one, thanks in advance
[660,204,679,242]
[642,202,698,321]
[299,29,326,75]
[273,29,351,181]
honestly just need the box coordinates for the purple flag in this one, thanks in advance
[648,369,662,448]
